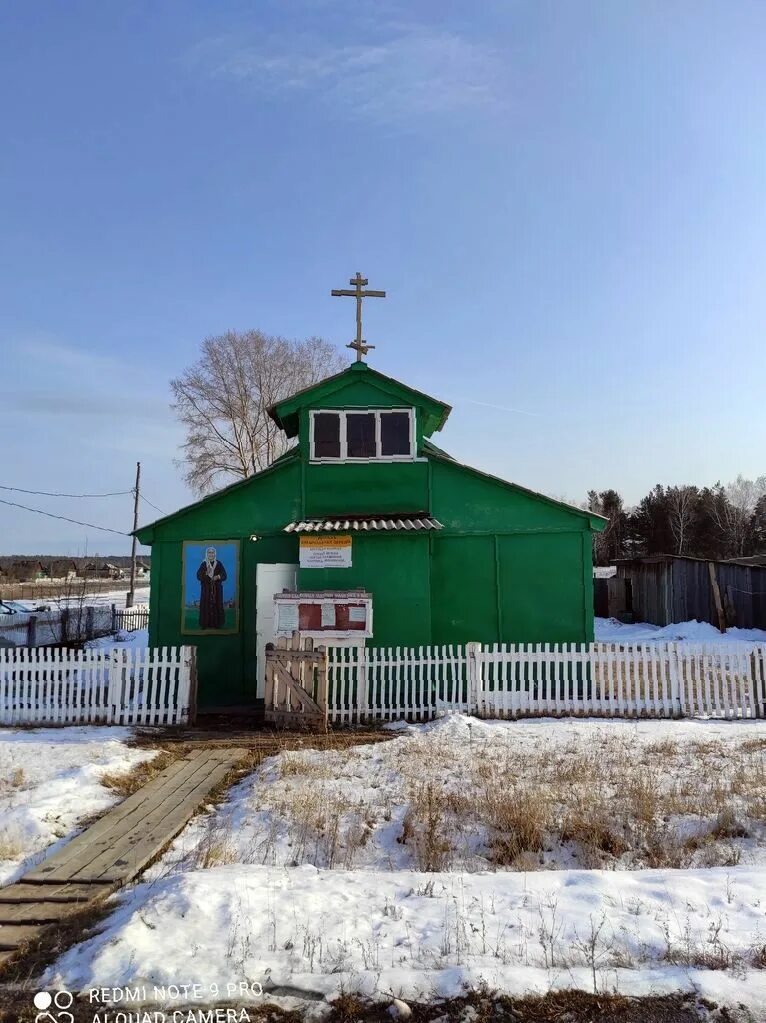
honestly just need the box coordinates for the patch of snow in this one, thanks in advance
[86,628,148,651]
[43,864,766,1011]
[595,616,766,644]
[0,726,155,886]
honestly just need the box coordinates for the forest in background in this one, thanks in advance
[588,475,766,565]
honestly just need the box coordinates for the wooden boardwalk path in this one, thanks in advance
[0,746,247,968]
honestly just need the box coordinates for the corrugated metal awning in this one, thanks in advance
[284,516,443,533]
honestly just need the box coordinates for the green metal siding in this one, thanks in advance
[497,533,586,643]
[304,462,429,517]
[431,536,499,644]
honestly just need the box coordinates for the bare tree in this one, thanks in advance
[171,331,346,493]
[709,475,766,557]
[667,485,697,556]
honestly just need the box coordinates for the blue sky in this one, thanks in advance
[1,1,765,554]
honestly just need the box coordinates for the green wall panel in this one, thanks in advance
[304,462,429,517]
[430,536,499,644]
[497,532,586,643]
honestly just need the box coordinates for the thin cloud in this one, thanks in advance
[188,26,507,123]
[456,397,542,417]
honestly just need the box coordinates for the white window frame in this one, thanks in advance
[309,408,416,463]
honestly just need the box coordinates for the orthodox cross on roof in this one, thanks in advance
[331,271,386,362]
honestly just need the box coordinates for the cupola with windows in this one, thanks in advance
[267,361,451,465]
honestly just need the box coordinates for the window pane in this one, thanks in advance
[346,412,376,457]
[313,413,340,458]
[380,412,411,456]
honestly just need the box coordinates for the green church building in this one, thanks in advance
[136,282,605,710]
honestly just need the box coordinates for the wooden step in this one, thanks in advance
[0,901,88,924]
[0,881,115,903]
[0,924,43,950]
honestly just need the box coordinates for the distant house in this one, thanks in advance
[135,561,150,577]
[83,561,124,580]
[46,559,79,581]
[7,560,47,582]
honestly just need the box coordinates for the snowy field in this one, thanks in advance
[8,585,150,611]
[44,716,766,1011]
[0,727,155,886]
[595,616,766,644]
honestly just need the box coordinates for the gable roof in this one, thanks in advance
[424,447,608,531]
[268,361,452,438]
[133,447,300,545]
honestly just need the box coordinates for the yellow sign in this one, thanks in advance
[299,534,352,567]
[299,535,352,548]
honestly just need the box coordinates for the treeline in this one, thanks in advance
[587,475,766,565]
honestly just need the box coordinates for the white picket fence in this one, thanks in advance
[0,645,196,726]
[327,641,766,724]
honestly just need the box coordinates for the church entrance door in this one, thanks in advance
[255,563,298,700]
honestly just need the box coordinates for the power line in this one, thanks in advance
[0,496,129,536]
[140,494,166,516]
[0,484,132,499]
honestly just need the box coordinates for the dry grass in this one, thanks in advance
[236,722,766,873]
[99,749,179,797]
[481,784,551,866]
[401,783,454,871]
[0,830,24,860]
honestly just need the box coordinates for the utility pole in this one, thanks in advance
[127,461,141,608]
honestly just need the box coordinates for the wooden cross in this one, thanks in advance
[331,272,386,362]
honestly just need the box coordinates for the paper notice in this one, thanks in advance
[277,603,299,633]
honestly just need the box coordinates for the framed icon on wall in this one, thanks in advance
[181,540,239,635]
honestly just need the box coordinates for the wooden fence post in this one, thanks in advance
[752,649,765,719]
[60,607,70,645]
[708,562,727,633]
[27,615,37,647]
[186,646,198,726]
[106,648,123,724]
[85,606,94,641]
[466,642,482,716]
[316,645,329,726]
[668,641,683,717]
[358,644,368,723]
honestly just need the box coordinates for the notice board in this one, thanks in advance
[274,590,372,640]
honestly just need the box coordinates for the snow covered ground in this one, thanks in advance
[43,716,766,1011]
[43,863,766,1009]
[595,616,766,644]
[0,727,155,885]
